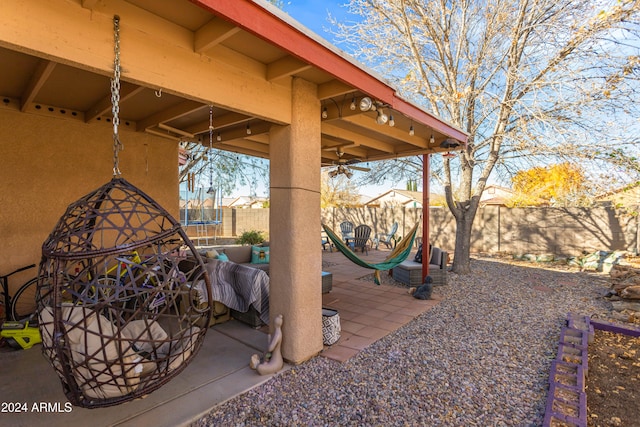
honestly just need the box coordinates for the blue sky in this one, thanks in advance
[282,0,348,42]
[229,1,400,198]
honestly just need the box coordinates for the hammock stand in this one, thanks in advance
[322,222,420,285]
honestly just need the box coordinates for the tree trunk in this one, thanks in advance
[451,207,475,274]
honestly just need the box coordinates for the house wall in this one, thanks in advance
[0,109,178,286]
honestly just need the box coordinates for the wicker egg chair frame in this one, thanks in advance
[38,177,212,409]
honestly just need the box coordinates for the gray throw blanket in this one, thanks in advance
[197,259,270,324]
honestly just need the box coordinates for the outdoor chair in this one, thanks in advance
[392,244,448,286]
[351,224,372,255]
[339,221,354,241]
[374,222,398,249]
[321,231,332,251]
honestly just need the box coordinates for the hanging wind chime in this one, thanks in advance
[206,105,215,196]
[36,15,212,409]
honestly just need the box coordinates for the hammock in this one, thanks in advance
[322,222,420,285]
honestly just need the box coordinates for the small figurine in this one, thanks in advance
[250,314,284,375]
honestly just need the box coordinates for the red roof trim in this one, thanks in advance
[190,0,467,143]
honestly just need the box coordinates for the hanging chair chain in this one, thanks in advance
[208,105,214,186]
[111,15,124,177]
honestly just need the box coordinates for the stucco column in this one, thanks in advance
[269,77,323,363]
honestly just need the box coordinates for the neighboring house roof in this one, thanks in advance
[480,185,517,206]
[359,194,374,205]
[179,198,217,209]
[220,197,236,208]
[228,196,269,208]
[364,189,444,208]
[178,147,189,166]
[595,181,640,207]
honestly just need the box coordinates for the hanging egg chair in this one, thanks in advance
[37,177,212,408]
[35,16,211,408]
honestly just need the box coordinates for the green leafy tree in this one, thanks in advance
[334,0,640,273]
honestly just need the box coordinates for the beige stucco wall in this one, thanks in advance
[0,109,178,289]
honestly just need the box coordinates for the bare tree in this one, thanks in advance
[178,0,288,198]
[321,171,362,207]
[179,141,268,197]
[333,0,640,273]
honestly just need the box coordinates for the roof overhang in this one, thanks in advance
[0,0,467,166]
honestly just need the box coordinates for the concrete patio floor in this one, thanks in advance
[0,245,441,426]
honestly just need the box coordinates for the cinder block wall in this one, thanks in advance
[194,204,639,257]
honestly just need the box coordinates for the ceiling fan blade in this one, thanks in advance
[349,165,370,172]
[344,158,363,165]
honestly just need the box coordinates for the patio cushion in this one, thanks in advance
[251,246,270,264]
[392,257,448,286]
[198,245,270,274]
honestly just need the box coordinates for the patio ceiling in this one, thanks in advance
[0,0,467,166]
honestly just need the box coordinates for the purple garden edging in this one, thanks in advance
[542,313,640,427]
[589,318,640,337]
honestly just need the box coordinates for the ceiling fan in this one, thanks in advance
[323,149,370,179]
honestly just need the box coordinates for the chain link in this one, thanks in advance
[208,105,214,186]
[111,15,123,177]
[209,105,213,151]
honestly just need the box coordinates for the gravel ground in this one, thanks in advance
[193,256,613,426]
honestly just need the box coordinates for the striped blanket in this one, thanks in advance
[199,259,270,324]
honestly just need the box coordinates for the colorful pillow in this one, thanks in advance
[216,253,229,262]
[251,246,270,264]
[206,249,219,259]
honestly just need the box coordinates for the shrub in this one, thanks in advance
[236,230,265,245]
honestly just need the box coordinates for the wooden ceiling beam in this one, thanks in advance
[81,0,99,9]
[195,18,241,53]
[85,85,145,123]
[215,121,270,143]
[321,121,397,154]
[267,56,312,82]
[317,80,355,100]
[340,114,430,149]
[21,60,56,112]
[212,140,269,159]
[136,100,205,131]
[185,111,250,135]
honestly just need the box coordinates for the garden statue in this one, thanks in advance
[250,314,284,375]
